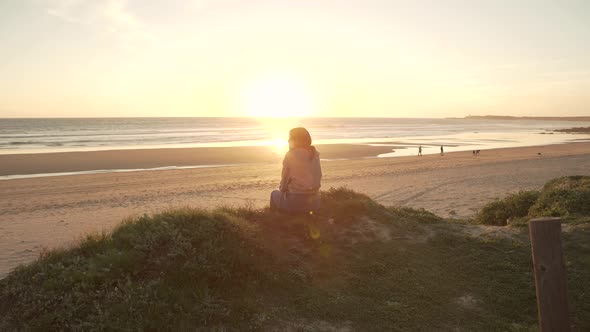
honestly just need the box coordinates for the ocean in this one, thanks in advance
[0,117,588,157]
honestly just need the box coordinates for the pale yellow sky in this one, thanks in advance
[0,0,589,118]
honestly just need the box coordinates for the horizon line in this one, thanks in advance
[1,115,589,120]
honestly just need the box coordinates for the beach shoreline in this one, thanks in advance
[0,144,397,177]
[2,135,590,177]
[1,142,589,278]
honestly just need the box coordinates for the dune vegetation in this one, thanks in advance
[476,175,590,226]
[1,179,589,331]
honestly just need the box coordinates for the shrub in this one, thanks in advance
[529,176,590,217]
[476,191,539,226]
[476,176,590,225]
[476,200,511,226]
[504,191,540,218]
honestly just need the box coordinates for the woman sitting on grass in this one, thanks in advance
[270,127,322,214]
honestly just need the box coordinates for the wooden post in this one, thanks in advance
[529,217,571,332]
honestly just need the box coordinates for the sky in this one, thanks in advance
[0,0,589,118]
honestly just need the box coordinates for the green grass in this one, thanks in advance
[476,176,590,226]
[1,185,589,331]
[529,176,590,217]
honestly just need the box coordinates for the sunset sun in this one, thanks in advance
[240,74,315,118]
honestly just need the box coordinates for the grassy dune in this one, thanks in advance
[1,180,589,331]
[476,175,590,226]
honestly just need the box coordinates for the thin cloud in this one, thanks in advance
[46,0,155,42]
[46,0,93,24]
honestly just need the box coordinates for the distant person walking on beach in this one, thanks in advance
[440,145,444,156]
[418,145,422,156]
[270,127,322,214]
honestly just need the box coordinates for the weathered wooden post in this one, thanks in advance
[529,217,571,332]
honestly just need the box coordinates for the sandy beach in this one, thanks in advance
[0,144,396,176]
[1,142,589,278]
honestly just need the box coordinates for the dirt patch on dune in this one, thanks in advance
[447,224,522,240]
[454,294,479,310]
[340,217,395,245]
[275,319,353,332]
[361,217,393,242]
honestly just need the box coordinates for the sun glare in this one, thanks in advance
[269,136,289,155]
[256,120,294,156]
[240,74,315,118]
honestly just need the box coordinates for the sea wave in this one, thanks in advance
[1,117,589,154]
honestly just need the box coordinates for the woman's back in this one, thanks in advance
[281,147,322,193]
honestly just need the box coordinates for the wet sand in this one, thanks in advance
[0,144,398,176]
